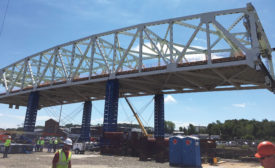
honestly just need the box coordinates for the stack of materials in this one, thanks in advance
[100,132,127,155]
[0,143,33,154]
[139,137,169,162]
[100,132,170,162]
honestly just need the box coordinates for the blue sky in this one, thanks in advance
[0,0,274,129]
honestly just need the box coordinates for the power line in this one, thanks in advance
[0,0,10,39]
[61,104,83,125]
[93,105,103,115]
[62,104,83,121]
[138,97,153,115]
[44,108,59,121]
[119,100,132,123]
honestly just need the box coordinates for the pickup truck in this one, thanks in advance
[73,141,86,154]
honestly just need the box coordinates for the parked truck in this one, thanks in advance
[73,142,85,154]
[72,137,86,154]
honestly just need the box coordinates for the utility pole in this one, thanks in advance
[59,104,63,125]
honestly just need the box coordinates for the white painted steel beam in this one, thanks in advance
[0,3,273,105]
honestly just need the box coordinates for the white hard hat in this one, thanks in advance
[8,136,11,138]
[63,138,72,146]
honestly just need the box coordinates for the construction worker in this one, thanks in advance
[48,138,53,152]
[53,138,58,153]
[255,141,275,168]
[3,135,11,158]
[52,138,72,168]
[40,137,45,152]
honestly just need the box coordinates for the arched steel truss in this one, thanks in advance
[0,3,274,107]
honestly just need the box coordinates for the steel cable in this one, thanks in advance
[0,0,10,39]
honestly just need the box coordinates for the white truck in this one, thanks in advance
[72,138,86,154]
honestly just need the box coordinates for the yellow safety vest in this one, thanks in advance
[54,140,58,144]
[56,149,72,168]
[4,139,11,147]
[41,140,45,145]
[37,140,40,145]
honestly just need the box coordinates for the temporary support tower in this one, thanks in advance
[154,94,165,138]
[23,91,40,132]
[79,101,92,142]
[103,79,119,132]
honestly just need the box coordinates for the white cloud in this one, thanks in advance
[91,118,103,124]
[194,37,207,43]
[38,1,101,18]
[37,0,123,22]
[132,42,221,64]
[173,121,198,129]
[232,103,246,108]
[4,114,24,120]
[0,113,51,121]
[0,113,24,128]
[0,122,19,129]
[118,121,132,124]
[36,115,51,121]
[164,95,177,104]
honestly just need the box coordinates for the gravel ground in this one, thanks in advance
[0,150,261,168]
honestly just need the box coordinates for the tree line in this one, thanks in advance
[178,119,275,141]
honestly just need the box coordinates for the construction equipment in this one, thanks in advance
[124,97,149,137]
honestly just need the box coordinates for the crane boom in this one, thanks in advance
[124,97,149,137]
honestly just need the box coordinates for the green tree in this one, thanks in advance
[207,123,221,135]
[65,123,74,128]
[205,119,275,141]
[183,127,188,135]
[35,125,44,129]
[187,124,196,135]
[164,121,175,134]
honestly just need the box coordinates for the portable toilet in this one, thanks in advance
[169,136,202,167]
[169,136,184,166]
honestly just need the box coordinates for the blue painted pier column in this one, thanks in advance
[79,101,92,142]
[154,94,165,138]
[23,91,40,132]
[103,79,119,132]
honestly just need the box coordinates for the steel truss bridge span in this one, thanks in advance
[0,3,274,108]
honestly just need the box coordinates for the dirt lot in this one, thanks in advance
[0,150,261,168]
